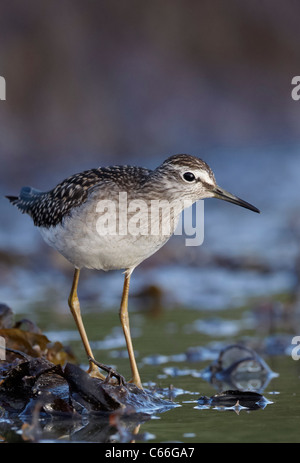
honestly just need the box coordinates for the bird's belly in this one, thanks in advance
[39,194,182,271]
[39,221,171,271]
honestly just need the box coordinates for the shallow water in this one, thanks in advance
[3,295,298,444]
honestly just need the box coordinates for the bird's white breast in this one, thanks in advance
[39,192,182,271]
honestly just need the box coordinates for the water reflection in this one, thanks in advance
[195,390,273,413]
[200,344,278,393]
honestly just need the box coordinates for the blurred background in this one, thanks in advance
[2,0,300,442]
[0,0,300,348]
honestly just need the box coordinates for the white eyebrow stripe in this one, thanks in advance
[196,169,214,185]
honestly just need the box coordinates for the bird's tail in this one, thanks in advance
[6,186,44,215]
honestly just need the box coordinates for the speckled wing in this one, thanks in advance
[6,165,152,228]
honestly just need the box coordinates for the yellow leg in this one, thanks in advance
[68,268,105,380]
[119,271,142,389]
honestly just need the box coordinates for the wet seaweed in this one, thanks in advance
[196,390,272,412]
[0,306,176,442]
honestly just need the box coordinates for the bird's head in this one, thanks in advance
[154,154,260,213]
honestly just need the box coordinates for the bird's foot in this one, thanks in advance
[87,361,106,380]
[128,377,143,390]
[88,357,126,386]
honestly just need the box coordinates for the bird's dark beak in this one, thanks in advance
[213,186,260,213]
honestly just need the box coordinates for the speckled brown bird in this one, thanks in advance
[7,154,260,389]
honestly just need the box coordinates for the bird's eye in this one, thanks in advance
[183,172,196,182]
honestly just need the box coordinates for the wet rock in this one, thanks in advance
[0,309,175,442]
[201,344,278,392]
[0,355,174,443]
[197,390,271,411]
[65,363,172,414]
[0,346,173,416]
[0,354,65,415]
